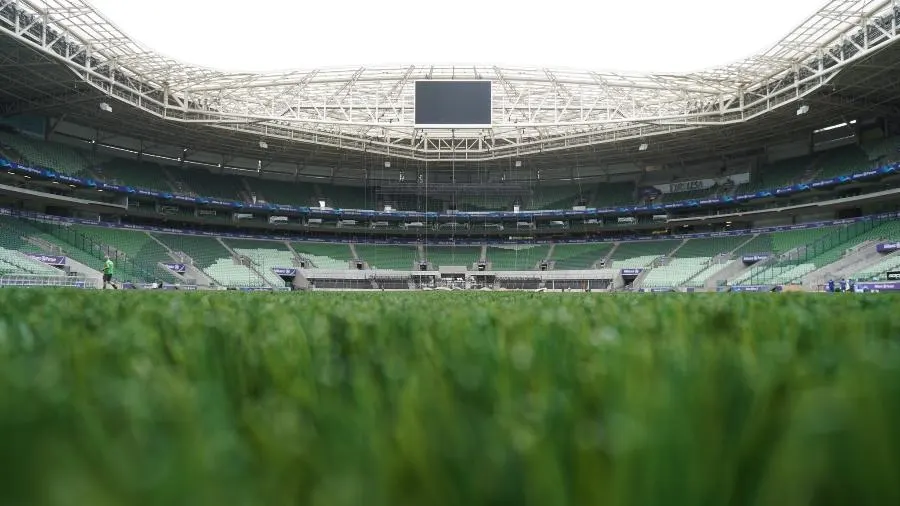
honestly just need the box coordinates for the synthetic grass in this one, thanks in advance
[1,290,900,506]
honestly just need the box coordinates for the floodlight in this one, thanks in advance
[259,140,268,149]
[99,102,112,113]
[638,143,649,151]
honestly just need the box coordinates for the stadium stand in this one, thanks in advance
[95,159,173,192]
[226,239,294,288]
[863,135,900,163]
[0,216,122,279]
[855,254,900,280]
[70,225,181,283]
[423,245,483,268]
[176,169,247,201]
[154,233,264,287]
[640,236,749,288]
[675,236,747,258]
[0,132,93,177]
[641,258,710,288]
[734,220,897,285]
[609,240,680,269]
[550,243,613,270]
[486,244,551,270]
[816,144,870,179]
[532,185,582,209]
[0,247,61,275]
[245,177,318,206]
[291,242,355,269]
[355,244,420,270]
[321,185,368,209]
[590,182,636,207]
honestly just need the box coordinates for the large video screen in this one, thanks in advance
[414,80,492,128]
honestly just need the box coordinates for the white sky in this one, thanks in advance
[88,0,826,73]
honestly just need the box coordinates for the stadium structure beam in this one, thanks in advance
[0,0,899,161]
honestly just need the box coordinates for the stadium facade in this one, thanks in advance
[0,0,899,292]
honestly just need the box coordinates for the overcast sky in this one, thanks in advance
[88,0,826,73]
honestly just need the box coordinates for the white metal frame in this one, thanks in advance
[0,0,899,161]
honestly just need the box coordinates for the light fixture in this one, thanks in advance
[99,102,112,113]
[639,143,649,151]
[259,140,268,149]
[796,104,810,116]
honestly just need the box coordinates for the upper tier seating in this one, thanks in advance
[177,169,247,201]
[816,145,870,179]
[0,133,92,177]
[531,185,582,209]
[863,136,900,163]
[245,177,318,206]
[590,182,636,207]
[96,159,172,192]
[321,185,368,209]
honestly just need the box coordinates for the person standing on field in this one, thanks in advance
[102,255,118,290]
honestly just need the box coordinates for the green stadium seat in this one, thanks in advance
[291,243,354,269]
[550,243,614,270]
[422,246,483,268]
[71,225,181,283]
[355,245,419,270]
[0,133,92,177]
[486,244,551,270]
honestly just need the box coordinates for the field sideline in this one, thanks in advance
[1,289,899,506]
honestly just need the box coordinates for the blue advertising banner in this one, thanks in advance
[876,242,900,253]
[272,267,298,277]
[162,263,187,274]
[25,253,66,266]
[741,253,772,264]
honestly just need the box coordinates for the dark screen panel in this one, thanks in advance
[415,81,492,126]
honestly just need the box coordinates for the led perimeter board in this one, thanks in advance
[414,80,492,128]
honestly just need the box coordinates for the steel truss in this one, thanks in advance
[1,0,899,161]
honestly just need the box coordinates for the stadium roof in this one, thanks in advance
[1,0,900,163]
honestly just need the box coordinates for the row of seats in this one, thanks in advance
[733,219,900,285]
[4,132,895,212]
[3,212,900,287]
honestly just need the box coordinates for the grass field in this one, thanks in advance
[1,290,899,506]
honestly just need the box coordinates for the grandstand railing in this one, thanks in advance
[0,274,91,288]
[27,219,163,284]
[745,217,888,285]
